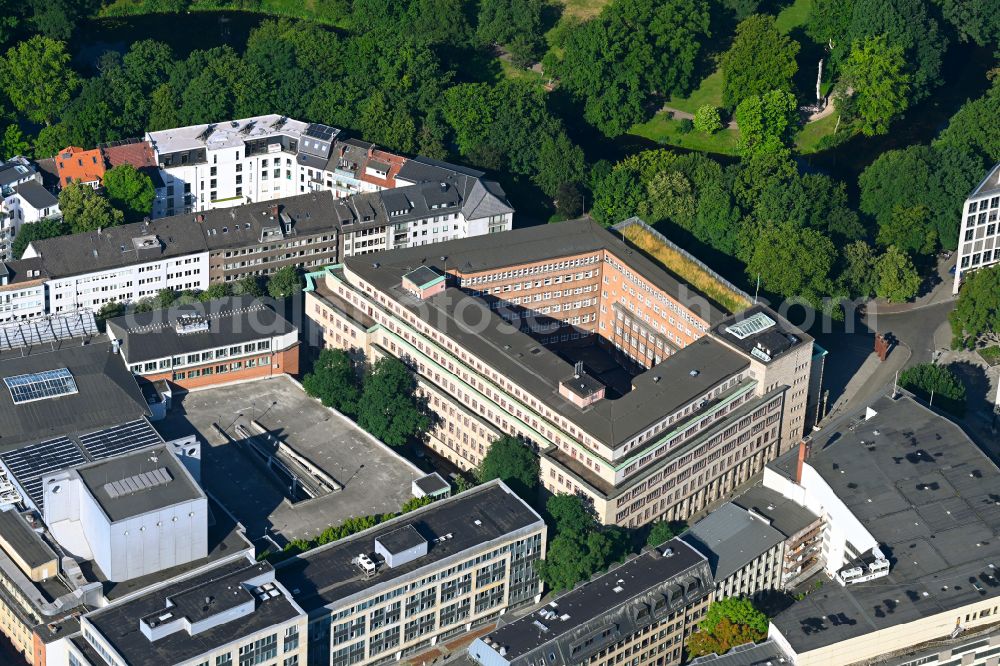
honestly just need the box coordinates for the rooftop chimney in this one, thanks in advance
[795,436,812,484]
[271,204,279,219]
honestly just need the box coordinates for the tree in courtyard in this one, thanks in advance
[873,245,921,303]
[734,90,798,157]
[267,265,303,300]
[11,217,68,259]
[0,35,79,124]
[356,357,432,447]
[899,363,967,416]
[554,182,584,219]
[103,164,156,221]
[536,494,617,592]
[840,35,911,136]
[950,265,1000,349]
[303,348,362,417]
[477,435,539,500]
[687,597,768,657]
[58,182,124,234]
[693,105,723,135]
[721,15,799,111]
[95,301,125,332]
[646,520,687,547]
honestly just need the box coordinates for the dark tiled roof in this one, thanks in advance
[12,181,57,209]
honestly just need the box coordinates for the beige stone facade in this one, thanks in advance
[304,222,818,528]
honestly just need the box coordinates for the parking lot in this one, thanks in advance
[155,375,423,544]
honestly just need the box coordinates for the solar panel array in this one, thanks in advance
[305,123,336,141]
[79,420,163,460]
[3,368,79,404]
[103,467,172,499]
[0,437,86,508]
[0,311,98,351]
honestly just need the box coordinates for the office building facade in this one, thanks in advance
[953,162,1000,293]
[305,220,821,527]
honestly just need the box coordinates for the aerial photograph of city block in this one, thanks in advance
[0,0,996,664]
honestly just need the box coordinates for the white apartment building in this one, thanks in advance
[953,162,1000,293]
[0,157,61,261]
[146,115,338,217]
[21,215,210,314]
[0,259,47,322]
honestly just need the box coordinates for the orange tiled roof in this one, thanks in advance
[56,146,106,187]
[359,148,406,189]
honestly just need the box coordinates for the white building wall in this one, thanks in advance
[953,183,1000,294]
[109,497,208,582]
[762,464,876,575]
[41,252,210,313]
[0,283,46,322]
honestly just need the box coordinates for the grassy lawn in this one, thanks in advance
[979,346,1000,366]
[500,60,547,84]
[666,70,723,115]
[794,111,840,153]
[558,0,611,20]
[630,113,739,155]
[774,0,814,34]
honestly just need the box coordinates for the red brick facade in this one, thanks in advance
[139,345,300,390]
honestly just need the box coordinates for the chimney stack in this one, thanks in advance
[271,204,279,219]
[795,437,812,484]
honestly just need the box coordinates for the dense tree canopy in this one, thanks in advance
[688,597,768,657]
[899,363,967,416]
[553,0,712,135]
[102,164,155,221]
[11,217,68,259]
[477,436,539,499]
[734,90,798,157]
[58,182,124,233]
[267,265,304,299]
[536,494,619,592]
[840,34,911,136]
[950,265,1000,349]
[356,357,432,447]
[0,35,78,124]
[721,15,799,111]
[303,348,362,416]
[874,245,921,303]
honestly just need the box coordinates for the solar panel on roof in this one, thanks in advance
[305,123,336,140]
[0,437,86,508]
[3,368,78,404]
[79,420,163,460]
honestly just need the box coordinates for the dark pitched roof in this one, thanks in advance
[197,191,340,250]
[0,508,57,569]
[0,340,150,450]
[26,216,207,279]
[770,394,1000,653]
[12,181,58,209]
[0,258,47,287]
[474,539,711,665]
[105,296,296,364]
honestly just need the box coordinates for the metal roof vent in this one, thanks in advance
[689,370,699,377]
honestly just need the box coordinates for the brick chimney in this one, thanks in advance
[271,204,279,219]
[795,437,812,484]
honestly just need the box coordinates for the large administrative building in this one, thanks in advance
[305,219,825,526]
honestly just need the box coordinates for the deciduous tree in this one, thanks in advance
[0,35,79,124]
[477,435,539,499]
[840,35,910,136]
[58,182,124,234]
[267,265,303,300]
[357,357,432,447]
[721,15,799,111]
[874,245,921,303]
[950,265,1000,349]
[103,164,156,221]
[303,348,362,416]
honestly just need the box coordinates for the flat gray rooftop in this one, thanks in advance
[688,639,792,665]
[0,508,55,569]
[276,481,542,612]
[731,484,819,538]
[770,394,1000,653]
[153,375,423,542]
[86,557,301,665]
[76,445,203,522]
[683,502,785,582]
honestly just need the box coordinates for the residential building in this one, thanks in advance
[106,296,300,389]
[468,537,713,666]
[146,115,337,215]
[0,259,47,322]
[0,157,61,261]
[275,480,545,666]
[682,503,785,601]
[761,392,1000,666]
[304,219,822,527]
[55,147,105,189]
[953,161,1000,293]
[67,556,308,666]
